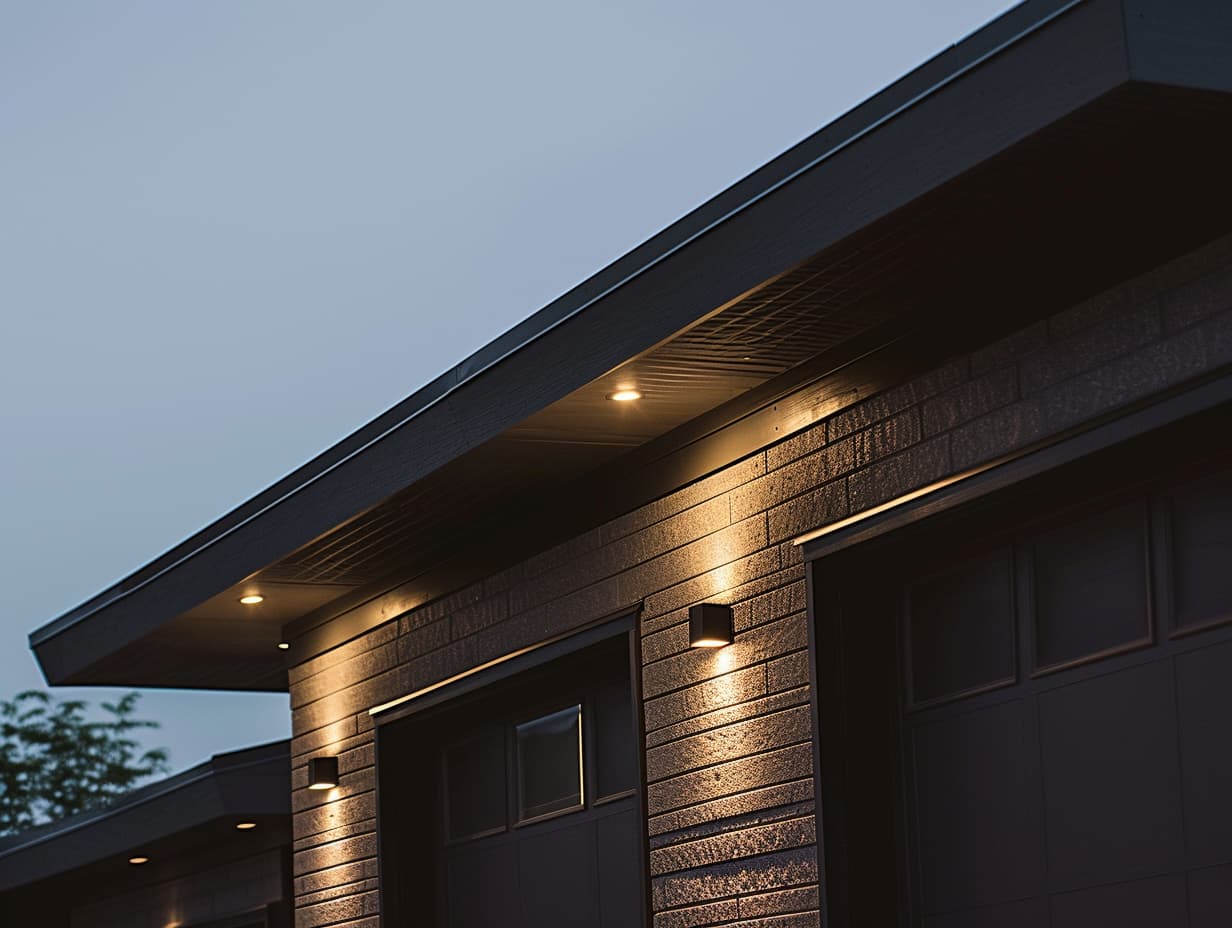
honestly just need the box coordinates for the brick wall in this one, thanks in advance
[287,232,1232,928]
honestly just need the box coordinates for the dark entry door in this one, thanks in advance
[818,461,1232,926]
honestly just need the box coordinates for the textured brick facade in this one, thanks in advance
[287,232,1232,928]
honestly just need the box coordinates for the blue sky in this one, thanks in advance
[0,0,1016,772]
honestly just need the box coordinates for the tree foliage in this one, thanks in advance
[0,690,170,836]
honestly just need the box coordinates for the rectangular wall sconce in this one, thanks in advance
[308,756,339,790]
[689,602,734,648]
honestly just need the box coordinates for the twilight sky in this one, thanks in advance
[0,0,1016,773]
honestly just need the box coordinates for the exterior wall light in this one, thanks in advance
[689,603,734,647]
[277,642,290,650]
[308,756,339,790]
[235,822,257,830]
[128,856,150,865]
[239,594,265,605]
[606,388,642,401]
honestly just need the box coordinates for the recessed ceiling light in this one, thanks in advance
[277,642,290,650]
[239,594,264,605]
[235,822,256,830]
[606,388,642,402]
[128,856,150,865]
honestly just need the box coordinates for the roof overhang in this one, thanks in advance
[0,741,289,897]
[29,0,1232,690]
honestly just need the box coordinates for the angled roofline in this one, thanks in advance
[29,0,1232,687]
[28,0,1084,651]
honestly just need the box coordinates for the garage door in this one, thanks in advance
[377,630,645,928]
[815,461,1232,926]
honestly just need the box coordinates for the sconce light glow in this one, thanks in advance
[606,388,642,402]
[689,603,734,648]
[308,756,339,790]
[277,642,290,650]
[239,594,265,605]
[128,856,150,865]
[235,822,256,830]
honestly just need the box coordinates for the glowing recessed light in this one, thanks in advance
[606,388,642,402]
[235,822,256,830]
[239,594,265,605]
[277,642,290,650]
[128,856,150,865]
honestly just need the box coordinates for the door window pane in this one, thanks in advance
[594,677,637,798]
[516,705,582,821]
[1032,503,1149,670]
[908,547,1016,705]
[1167,470,1232,633]
[444,730,506,841]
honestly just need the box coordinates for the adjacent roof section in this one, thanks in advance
[29,0,1232,690]
[0,740,289,895]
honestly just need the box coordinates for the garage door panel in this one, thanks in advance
[517,818,601,926]
[1176,639,1232,865]
[922,896,1048,928]
[911,699,1046,914]
[1038,660,1185,888]
[598,807,644,928]
[446,841,522,928]
[1187,863,1232,928]
[1049,874,1188,928]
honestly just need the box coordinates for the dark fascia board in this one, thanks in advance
[30,0,1231,688]
[1123,0,1232,92]
[0,740,289,892]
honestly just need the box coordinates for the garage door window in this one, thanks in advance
[444,730,506,841]
[516,704,583,822]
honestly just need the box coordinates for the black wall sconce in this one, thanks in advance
[308,756,339,790]
[689,602,734,648]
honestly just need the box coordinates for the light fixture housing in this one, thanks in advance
[238,594,264,605]
[308,756,339,790]
[606,388,642,402]
[689,602,734,648]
